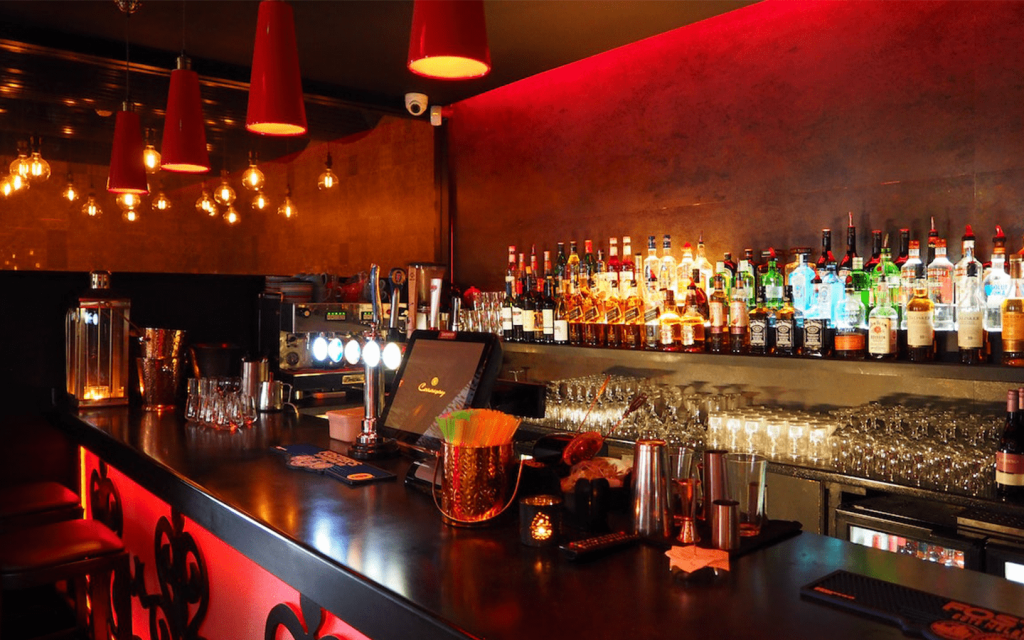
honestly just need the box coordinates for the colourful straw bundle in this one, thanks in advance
[435,409,521,447]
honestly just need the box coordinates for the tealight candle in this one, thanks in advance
[520,495,562,547]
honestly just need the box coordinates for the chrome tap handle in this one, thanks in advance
[368,264,381,332]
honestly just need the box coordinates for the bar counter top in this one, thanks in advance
[54,407,1024,640]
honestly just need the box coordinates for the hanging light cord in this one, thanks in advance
[124,13,131,104]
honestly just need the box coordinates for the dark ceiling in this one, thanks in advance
[0,0,753,171]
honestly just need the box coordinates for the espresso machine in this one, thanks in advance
[257,292,407,403]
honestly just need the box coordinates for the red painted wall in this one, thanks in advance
[450,0,1024,290]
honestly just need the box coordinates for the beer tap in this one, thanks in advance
[350,264,399,460]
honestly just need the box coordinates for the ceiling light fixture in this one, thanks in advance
[8,172,27,193]
[0,175,11,198]
[122,209,139,223]
[317,150,337,190]
[27,134,50,182]
[142,128,161,174]
[241,150,265,191]
[223,204,240,225]
[407,0,490,80]
[152,178,171,211]
[246,0,307,136]
[195,185,217,216]
[107,11,150,195]
[278,186,297,219]
[9,140,29,179]
[116,192,142,212]
[63,172,78,202]
[161,54,211,173]
[82,178,102,217]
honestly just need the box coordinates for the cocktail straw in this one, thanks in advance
[435,408,521,446]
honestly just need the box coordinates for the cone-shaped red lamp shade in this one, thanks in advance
[246,0,307,136]
[107,108,149,195]
[162,57,210,173]
[408,0,490,80]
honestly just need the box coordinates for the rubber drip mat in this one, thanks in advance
[801,570,1024,640]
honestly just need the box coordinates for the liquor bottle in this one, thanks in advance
[511,276,525,343]
[520,273,536,343]
[607,237,621,287]
[802,271,831,358]
[742,248,758,289]
[736,259,756,309]
[565,277,584,346]
[529,244,538,280]
[763,253,784,310]
[676,242,695,290]
[785,247,811,284]
[658,235,678,296]
[694,232,715,293]
[927,238,955,332]
[871,237,901,314]
[748,287,774,355]
[894,228,911,269]
[996,389,1024,500]
[867,276,899,360]
[603,270,624,349]
[926,216,939,266]
[715,260,733,298]
[532,276,547,343]
[643,236,660,302]
[1002,255,1024,366]
[553,278,569,345]
[851,256,871,310]
[621,238,635,289]
[518,252,526,284]
[580,279,604,348]
[658,290,683,352]
[905,264,935,362]
[774,286,799,357]
[679,280,706,353]
[542,250,552,279]
[567,241,581,291]
[722,252,737,278]
[729,279,750,354]
[864,229,882,273]
[837,212,858,280]
[817,229,835,270]
[985,225,1006,274]
[582,240,598,287]
[820,263,844,326]
[984,229,1011,332]
[954,224,984,312]
[621,262,644,350]
[956,263,986,364]
[555,242,568,291]
[592,249,606,292]
[899,240,923,325]
[789,251,816,315]
[690,268,710,319]
[834,276,867,360]
[708,272,729,354]
[501,277,515,341]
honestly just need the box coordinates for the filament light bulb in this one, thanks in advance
[28,152,50,182]
[116,192,142,211]
[62,174,78,202]
[223,204,240,225]
[214,177,236,206]
[143,144,161,174]
[242,164,264,191]
[152,191,172,211]
[1,176,11,197]
[82,194,102,217]
[122,208,139,223]
[195,188,217,216]
[252,191,269,211]
[278,191,296,219]
[317,151,337,190]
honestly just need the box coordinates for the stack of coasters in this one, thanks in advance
[272,443,396,486]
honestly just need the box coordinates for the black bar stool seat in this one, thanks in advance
[0,482,82,533]
[0,519,131,639]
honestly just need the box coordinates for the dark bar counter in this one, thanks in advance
[52,407,1024,640]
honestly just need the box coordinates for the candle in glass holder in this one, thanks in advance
[519,495,562,547]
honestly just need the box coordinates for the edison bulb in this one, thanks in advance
[81,195,102,217]
[252,191,269,211]
[9,173,27,192]
[278,194,297,219]
[195,188,216,216]
[241,163,264,191]
[28,152,50,182]
[223,205,240,225]
[152,191,171,211]
[317,166,338,190]
[122,208,139,223]
[214,179,236,206]
[0,176,11,197]
[116,192,142,211]
[62,177,78,202]
[9,150,28,179]
[143,144,161,174]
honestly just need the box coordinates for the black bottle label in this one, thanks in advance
[776,320,794,348]
[750,318,767,347]
[804,319,825,350]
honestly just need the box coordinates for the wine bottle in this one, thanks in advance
[997,389,1024,500]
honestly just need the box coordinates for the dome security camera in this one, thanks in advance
[405,93,428,116]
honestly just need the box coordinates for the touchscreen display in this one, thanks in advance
[384,338,487,440]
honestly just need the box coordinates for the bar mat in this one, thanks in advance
[272,443,396,486]
[801,570,1022,639]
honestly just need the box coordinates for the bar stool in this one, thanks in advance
[0,482,82,534]
[0,519,131,640]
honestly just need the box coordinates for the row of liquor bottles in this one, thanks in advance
[500,220,1024,364]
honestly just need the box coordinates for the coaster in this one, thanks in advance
[272,443,396,486]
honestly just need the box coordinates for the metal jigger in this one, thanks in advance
[350,264,398,460]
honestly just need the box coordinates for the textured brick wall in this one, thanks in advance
[0,115,437,278]
[450,1,1024,291]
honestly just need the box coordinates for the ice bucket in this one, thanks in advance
[432,442,522,527]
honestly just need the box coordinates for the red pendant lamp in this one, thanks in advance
[108,12,149,195]
[161,54,210,173]
[408,0,490,80]
[246,0,307,136]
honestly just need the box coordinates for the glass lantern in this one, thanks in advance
[66,271,131,407]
